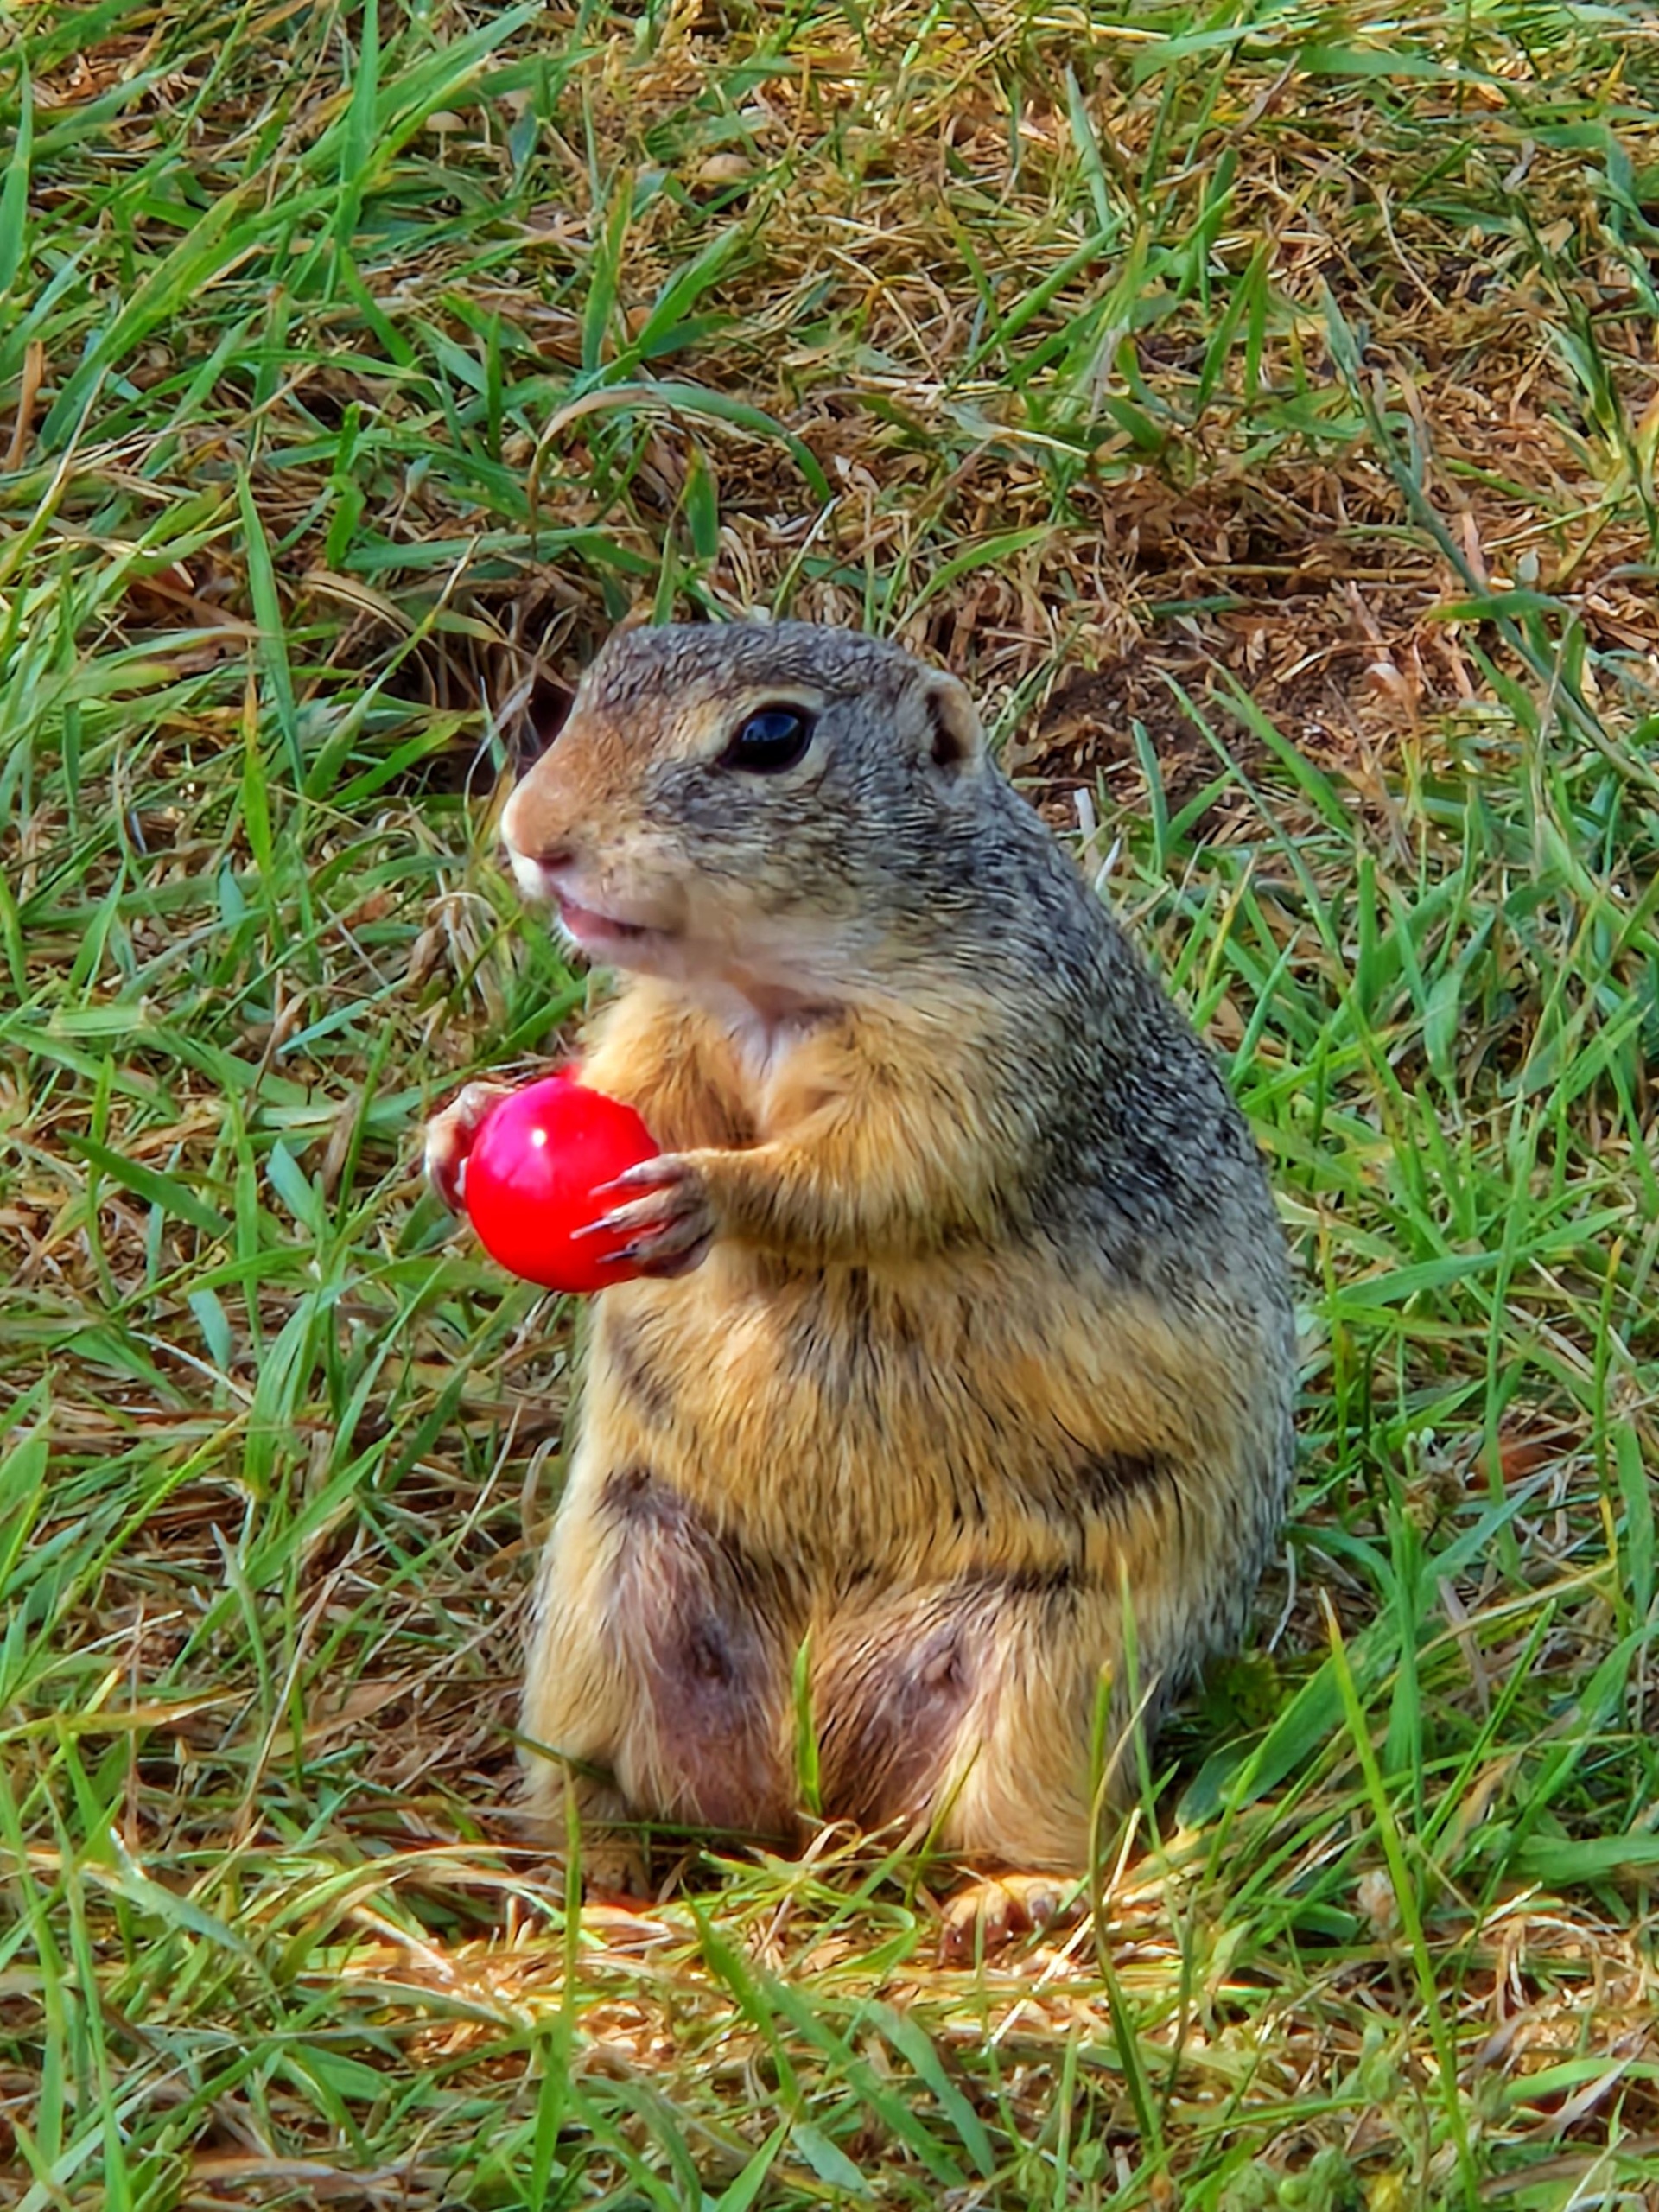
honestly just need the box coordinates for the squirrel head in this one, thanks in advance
[501,621,991,998]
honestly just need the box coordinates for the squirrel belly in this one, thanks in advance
[432,620,1296,1872]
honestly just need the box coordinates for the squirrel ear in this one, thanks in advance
[922,675,985,774]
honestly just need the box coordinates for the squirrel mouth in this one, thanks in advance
[556,895,657,948]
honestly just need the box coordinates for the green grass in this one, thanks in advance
[3,2,1659,2206]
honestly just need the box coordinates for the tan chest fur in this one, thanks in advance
[567,976,1248,1585]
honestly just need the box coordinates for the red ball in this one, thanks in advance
[463,1075,660,1294]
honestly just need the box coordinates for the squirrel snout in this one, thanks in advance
[499,779,575,872]
[500,783,577,900]
[515,837,576,874]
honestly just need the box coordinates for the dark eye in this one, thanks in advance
[720,705,815,773]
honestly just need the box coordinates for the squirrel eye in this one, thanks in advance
[721,705,815,773]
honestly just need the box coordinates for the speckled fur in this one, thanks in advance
[493,620,1296,1872]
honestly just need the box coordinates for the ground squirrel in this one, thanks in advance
[426,620,1296,1876]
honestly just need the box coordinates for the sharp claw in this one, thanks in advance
[594,1163,671,1201]
[609,1213,712,1270]
[585,1199,655,1241]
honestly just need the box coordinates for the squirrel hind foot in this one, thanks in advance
[937,1871,1083,1964]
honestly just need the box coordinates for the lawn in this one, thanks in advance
[3,2,1658,2206]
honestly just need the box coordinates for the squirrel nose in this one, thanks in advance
[521,839,575,873]
[500,780,574,872]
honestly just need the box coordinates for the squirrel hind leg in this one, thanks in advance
[601,1465,797,1840]
[814,1574,1145,1872]
[812,1586,981,1834]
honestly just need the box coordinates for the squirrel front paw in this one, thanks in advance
[422,1082,514,1213]
[588,1154,716,1277]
